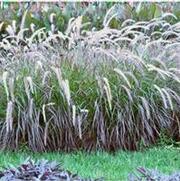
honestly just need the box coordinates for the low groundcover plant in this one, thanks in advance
[129,167,180,181]
[0,159,179,181]
[0,159,103,181]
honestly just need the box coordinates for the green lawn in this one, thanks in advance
[0,147,179,180]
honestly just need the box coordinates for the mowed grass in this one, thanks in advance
[0,147,179,180]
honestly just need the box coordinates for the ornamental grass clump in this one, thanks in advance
[0,5,179,152]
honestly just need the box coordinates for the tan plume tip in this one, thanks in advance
[50,13,56,24]
[51,24,55,33]
[6,25,14,36]
[12,20,16,33]
[6,101,13,132]
[72,105,76,126]
[3,71,9,101]
[114,68,132,89]
[103,77,112,110]
[30,23,35,32]
[62,79,71,106]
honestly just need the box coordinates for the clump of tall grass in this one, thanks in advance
[0,9,179,152]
